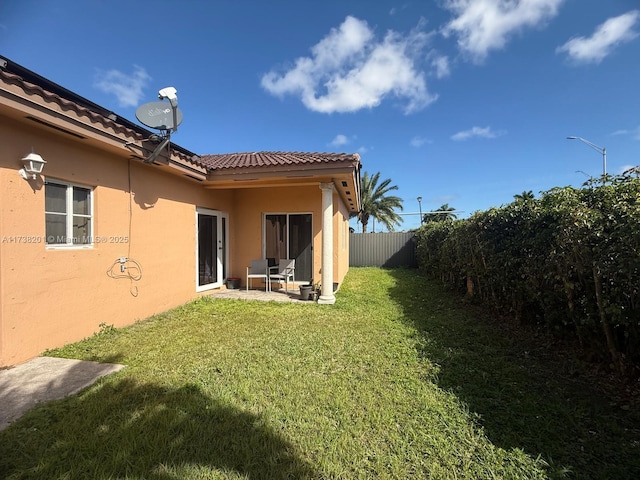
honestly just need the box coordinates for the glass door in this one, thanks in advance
[196,208,228,291]
[289,214,312,282]
[265,213,312,282]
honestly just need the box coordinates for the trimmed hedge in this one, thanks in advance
[415,176,640,374]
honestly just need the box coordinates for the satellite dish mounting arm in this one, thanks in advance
[158,86,179,133]
[144,135,172,164]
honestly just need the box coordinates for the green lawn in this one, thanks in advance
[1,268,638,479]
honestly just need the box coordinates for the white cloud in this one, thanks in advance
[357,146,369,154]
[261,16,437,114]
[451,126,505,141]
[557,10,640,64]
[410,135,431,147]
[612,125,640,140]
[390,4,409,16]
[431,55,450,78]
[94,66,150,107]
[442,0,565,63]
[330,134,350,147]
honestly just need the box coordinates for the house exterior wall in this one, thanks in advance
[228,185,350,287]
[0,118,231,366]
[0,118,353,366]
[0,62,357,367]
[335,192,350,285]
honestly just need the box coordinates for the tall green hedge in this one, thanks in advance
[415,176,640,374]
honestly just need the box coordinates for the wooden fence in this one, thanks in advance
[349,232,417,268]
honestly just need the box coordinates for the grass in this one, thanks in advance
[1,268,638,479]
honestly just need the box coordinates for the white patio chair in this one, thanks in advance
[246,259,270,291]
[269,259,295,292]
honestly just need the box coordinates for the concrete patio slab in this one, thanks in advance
[211,287,316,302]
[0,356,125,431]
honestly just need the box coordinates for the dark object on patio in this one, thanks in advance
[226,277,241,289]
[299,284,314,301]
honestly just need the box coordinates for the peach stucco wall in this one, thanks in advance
[336,196,350,283]
[229,185,347,285]
[0,119,232,366]
[1,117,352,366]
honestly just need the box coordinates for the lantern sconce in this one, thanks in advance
[19,152,47,180]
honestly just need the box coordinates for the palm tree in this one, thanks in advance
[513,190,535,203]
[353,171,403,233]
[423,203,457,224]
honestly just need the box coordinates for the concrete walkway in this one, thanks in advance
[0,356,125,431]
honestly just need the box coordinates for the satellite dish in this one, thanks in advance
[135,101,183,130]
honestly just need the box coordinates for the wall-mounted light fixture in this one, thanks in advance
[19,152,47,180]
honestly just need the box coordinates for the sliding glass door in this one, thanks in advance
[265,213,312,282]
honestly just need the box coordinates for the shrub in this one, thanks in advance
[415,175,640,374]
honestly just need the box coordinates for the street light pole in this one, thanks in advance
[567,136,607,183]
[417,196,423,226]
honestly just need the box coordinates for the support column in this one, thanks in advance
[318,182,335,304]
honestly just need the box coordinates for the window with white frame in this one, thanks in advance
[45,179,93,246]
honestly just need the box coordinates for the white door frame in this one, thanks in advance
[196,207,228,292]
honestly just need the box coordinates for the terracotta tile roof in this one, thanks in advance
[1,69,143,138]
[0,56,199,165]
[200,151,360,170]
[1,56,360,177]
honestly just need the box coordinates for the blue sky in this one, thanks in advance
[2,0,639,231]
